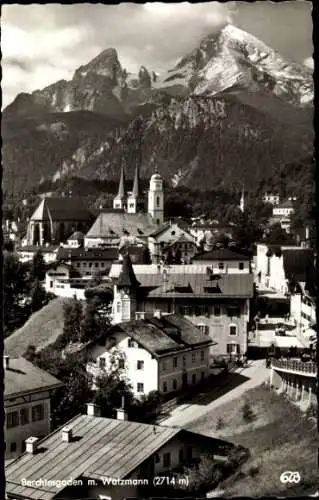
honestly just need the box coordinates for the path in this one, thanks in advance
[160,360,269,427]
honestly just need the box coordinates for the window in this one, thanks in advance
[163,452,171,467]
[32,404,44,422]
[200,351,204,362]
[155,453,160,464]
[192,373,196,385]
[77,263,81,268]
[218,262,224,270]
[156,219,160,225]
[95,263,99,268]
[10,442,17,453]
[239,262,244,270]
[192,352,196,363]
[163,381,168,393]
[197,325,209,335]
[20,408,29,426]
[229,325,237,336]
[118,359,125,369]
[6,411,19,429]
[137,360,144,370]
[180,306,192,316]
[173,357,178,368]
[50,280,53,288]
[227,307,240,318]
[101,262,105,267]
[99,357,106,369]
[89,263,93,268]
[214,306,221,316]
[156,196,160,207]
[137,383,144,393]
[83,262,87,267]
[171,231,176,236]
[128,338,134,347]
[227,343,239,354]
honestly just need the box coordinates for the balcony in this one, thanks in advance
[271,359,317,377]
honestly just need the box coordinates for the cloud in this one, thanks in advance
[1,2,312,107]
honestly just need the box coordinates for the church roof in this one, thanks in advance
[30,197,92,222]
[86,212,162,239]
[130,166,140,197]
[117,253,140,289]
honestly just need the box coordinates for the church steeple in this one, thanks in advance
[112,253,140,324]
[132,165,140,197]
[127,165,145,214]
[118,253,140,290]
[113,163,126,210]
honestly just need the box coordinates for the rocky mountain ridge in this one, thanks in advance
[3,24,313,197]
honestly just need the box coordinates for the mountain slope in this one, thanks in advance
[3,24,314,197]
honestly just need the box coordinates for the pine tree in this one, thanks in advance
[31,250,46,282]
[242,400,255,423]
[30,279,47,313]
[63,298,83,343]
[80,297,103,343]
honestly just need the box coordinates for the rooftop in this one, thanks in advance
[57,247,119,261]
[108,314,214,356]
[193,248,250,261]
[86,212,162,239]
[5,414,231,500]
[30,197,93,222]
[4,357,63,399]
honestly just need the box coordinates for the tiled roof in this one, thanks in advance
[68,231,85,240]
[57,247,118,262]
[4,357,63,399]
[128,272,254,299]
[149,223,174,238]
[30,197,93,222]
[17,245,59,253]
[110,314,214,356]
[193,248,250,261]
[5,415,180,499]
[86,212,161,238]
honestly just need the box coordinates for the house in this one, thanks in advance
[192,248,251,273]
[4,356,63,460]
[56,247,119,277]
[16,245,59,264]
[272,199,295,217]
[110,255,253,356]
[255,243,315,294]
[26,197,94,246]
[44,262,87,299]
[5,404,237,500]
[64,231,85,248]
[262,192,280,205]
[85,168,165,249]
[148,223,197,263]
[164,234,198,264]
[189,223,233,247]
[87,313,214,396]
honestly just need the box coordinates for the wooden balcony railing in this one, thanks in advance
[271,359,317,375]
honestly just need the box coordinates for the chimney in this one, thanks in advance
[62,426,73,442]
[25,437,39,454]
[116,396,128,421]
[153,310,162,319]
[3,356,10,370]
[86,403,101,417]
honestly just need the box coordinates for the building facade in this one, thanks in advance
[4,356,63,460]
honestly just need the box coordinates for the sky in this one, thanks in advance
[2,1,313,107]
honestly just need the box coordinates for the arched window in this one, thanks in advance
[156,196,160,207]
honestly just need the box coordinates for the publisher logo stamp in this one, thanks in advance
[280,471,301,484]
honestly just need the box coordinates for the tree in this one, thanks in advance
[63,297,83,343]
[30,279,48,313]
[142,246,152,264]
[3,251,30,336]
[174,452,223,493]
[23,344,37,362]
[31,250,46,282]
[80,297,105,343]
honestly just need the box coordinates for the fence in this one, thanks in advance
[271,359,317,375]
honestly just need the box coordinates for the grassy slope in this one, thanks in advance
[187,385,318,497]
[4,297,71,357]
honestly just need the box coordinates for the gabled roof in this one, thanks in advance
[5,415,180,500]
[30,197,93,222]
[115,163,126,199]
[109,314,214,356]
[86,212,161,239]
[130,166,140,197]
[4,357,63,399]
[149,223,175,238]
[193,248,250,261]
[117,253,141,289]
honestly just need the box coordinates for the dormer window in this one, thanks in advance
[218,262,224,270]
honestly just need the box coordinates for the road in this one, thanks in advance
[160,360,269,427]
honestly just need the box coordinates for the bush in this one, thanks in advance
[242,400,256,423]
[305,403,317,419]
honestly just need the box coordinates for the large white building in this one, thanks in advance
[87,313,214,397]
